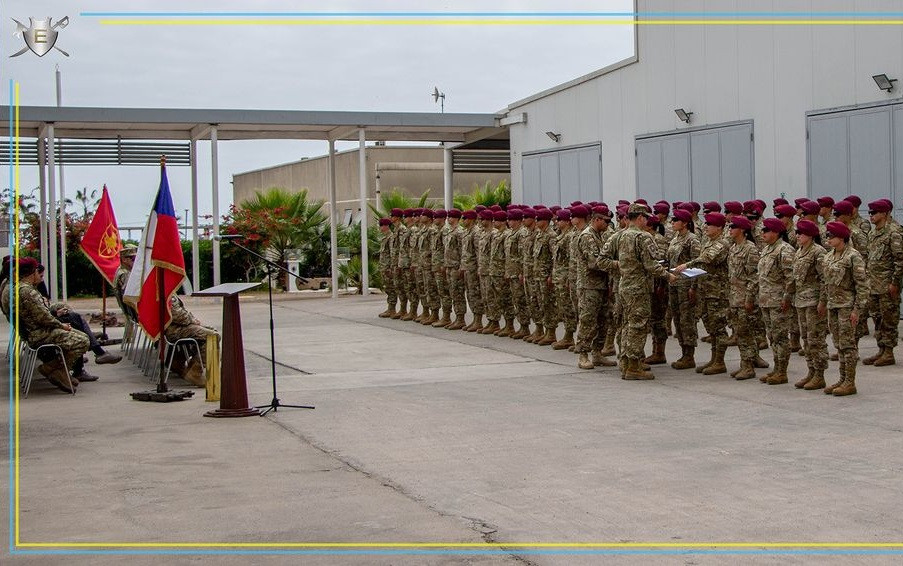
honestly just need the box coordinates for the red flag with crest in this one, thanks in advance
[79,185,122,284]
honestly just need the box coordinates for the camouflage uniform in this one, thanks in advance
[601,226,625,352]
[574,225,609,354]
[460,223,484,319]
[114,265,139,321]
[758,239,796,376]
[397,223,418,317]
[477,224,496,323]
[15,281,90,371]
[378,227,397,311]
[421,224,440,313]
[728,239,760,366]
[506,225,529,328]
[520,225,537,325]
[432,222,452,317]
[552,227,576,334]
[667,230,701,347]
[823,245,869,390]
[406,224,424,317]
[490,227,513,323]
[686,232,730,360]
[444,223,467,318]
[648,229,670,348]
[166,296,220,369]
[866,222,903,353]
[793,242,829,376]
[532,225,555,330]
[851,214,871,237]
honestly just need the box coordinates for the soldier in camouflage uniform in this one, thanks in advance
[676,212,730,376]
[844,195,871,238]
[418,209,439,326]
[573,205,616,369]
[643,215,671,365]
[443,209,467,330]
[431,210,452,328]
[532,208,557,346]
[820,221,869,396]
[460,210,485,332]
[566,208,585,353]
[477,210,499,334]
[744,201,770,351]
[520,208,540,341]
[667,209,701,370]
[791,219,829,390]
[606,203,676,379]
[863,199,903,367]
[601,208,630,356]
[164,295,220,387]
[833,200,870,340]
[398,210,419,321]
[757,217,796,385]
[115,245,139,322]
[489,210,514,336]
[774,204,803,353]
[504,209,530,339]
[377,218,397,318]
[387,209,407,319]
[725,216,762,380]
[551,209,576,350]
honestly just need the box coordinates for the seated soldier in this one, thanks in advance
[4,258,91,393]
[114,245,139,323]
[165,295,220,387]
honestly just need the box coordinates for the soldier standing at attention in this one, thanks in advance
[863,199,903,367]
[431,209,452,328]
[504,209,530,339]
[388,209,407,319]
[791,219,829,390]
[520,208,540,342]
[551,208,576,350]
[418,209,439,326]
[566,206,587,353]
[460,210,485,332]
[114,245,139,322]
[843,195,871,237]
[820,221,869,396]
[757,217,796,385]
[532,208,557,346]
[667,208,701,370]
[643,214,671,365]
[402,209,421,322]
[377,217,397,318]
[477,209,498,334]
[774,203,803,354]
[489,210,514,336]
[443,209,467,330]
[725,216,762,380]
[675,212,730,376]
[572,205,611,369]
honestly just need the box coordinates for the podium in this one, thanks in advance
[194,283,261,418]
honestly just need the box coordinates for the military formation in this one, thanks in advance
[378,195,903,396]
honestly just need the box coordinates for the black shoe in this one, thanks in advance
[95,352,122,364]
[72,371,99,382]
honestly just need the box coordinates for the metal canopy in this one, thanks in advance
[0,106,505,143]
[0,138,192,166]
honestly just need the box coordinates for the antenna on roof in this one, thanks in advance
[431,86,445,113]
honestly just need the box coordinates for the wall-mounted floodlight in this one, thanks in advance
[674,108,693,123]
[545,131,562,142]
[873,74,898,92]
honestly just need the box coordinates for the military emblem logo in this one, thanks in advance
[10,16,69,58]
[98,224,122,259]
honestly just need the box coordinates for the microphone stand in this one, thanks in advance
[220,238,314,416]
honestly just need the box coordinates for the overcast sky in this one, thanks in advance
[2,1,633,227]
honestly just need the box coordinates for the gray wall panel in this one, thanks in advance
[522,155,542,205]
[849,109,892,206]
[690,130,721,204]
[661,135,691,202]
[719,124,754,202]
[539,153,560,204]
[636,138,664,203]
[558,150,582,205]
[577,146,603,203]
[808,115,849,197]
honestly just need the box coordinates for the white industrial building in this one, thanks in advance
[505,1,903,221]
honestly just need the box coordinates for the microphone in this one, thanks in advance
[213,234,243,241]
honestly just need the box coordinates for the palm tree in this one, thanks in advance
[368,188,432,218]
[453,179,511,210]
[74,187,100,217]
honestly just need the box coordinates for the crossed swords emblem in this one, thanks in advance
[10,16,69,58]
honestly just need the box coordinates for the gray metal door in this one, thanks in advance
[662,136,691,203]
[522,154,541,204]
[521,144,602,205]
[689,130,721,204]
[539,153,560,204]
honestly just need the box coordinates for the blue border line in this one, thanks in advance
[7,79,14,556]
[11,549,903,556]
[78,11,903,17]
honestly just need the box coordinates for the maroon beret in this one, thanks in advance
[447,208,462,218]
[478,210,494,221]
[433,209,447,218]
[794,197,809,206]
[843,195,862,207]
[704,212,727,227]
[795,219,819,237]
[571,205,589,218]
[773,198,789,206]
[825,221,850,239]
[492,210,507,221]
[556,209,572,221]
[549,205,562,213]
[420,208,434,219]
[800,200,821,215]
[762,217,786,233]
[653,202,670,214]
[729,216,752,231]
[724,201,744,214]
[833,200,854,216]
[488,205,502,212]
[647,214,660,226]
[743,200,762,215]
[774,204,798,218]
[868,199,892,213]
[521,207,537,219]
[390,208,404,217]
[474,205,487,212]
[677,202,695,213]
[507,209,523,220]
[378,218,391,227]
[672,209,692,223]
[755,199,767,210]
[817,196,835,208]
[597,206,613,219]
[635,198,648,205]
[403,208,416,217]
[618,199,631,206]
[588,201,600,208]
[570,200,583,207]
[690,201,701,212]
[703,201,722,213]
[616,205,628,218]
[534,204,548,210]
[462,210,477,220]
[17,257,38,276]
[536,208,554,221]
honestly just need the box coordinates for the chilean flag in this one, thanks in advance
[123,162,186,340]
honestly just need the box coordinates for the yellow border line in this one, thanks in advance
[13,81,20,548]
[98,18,903,26]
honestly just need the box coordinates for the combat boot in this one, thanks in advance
[724,333,738,347]
[789,333,801,353]
[702,344,727,375]
[480,320,500,335]
[496,318,515,337]
[600,333,616,357]
[618,356,627,377]
[794,368,814,389]
[623,358,655,380]
[753,355,770,369]
[511,324,530,340]
[183,358,206,387]
[874,348,896,367]
[803,368,826,390]
[644,341,667,365]
[734,360,757,380]
[538,328,557,346]
[526,325,544,343]
[432,310,452,328]
[378,306,394,318]
[392,303,407,319]
[414,307,428,323]
[467,315,484,333]
[701,335,712,343]
[552,330,574,350]
[446,315,466,331]
[568,345,575,353]
[758,337,770,350]
[578,352,594,370]
[830,352,839,361]
[833,364,857,396]
[766,360,788,384]
[863,348,883,365]
[671,346,696,370]
[825,362,846,395]
[592,350,616,367]
[425,310,440,326]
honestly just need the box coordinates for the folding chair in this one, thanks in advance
[17,341,74,397]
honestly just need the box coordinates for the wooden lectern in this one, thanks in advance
[194,283,261,418]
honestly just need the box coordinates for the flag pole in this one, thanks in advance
[156,155,169,394]
[101,275,107,339]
